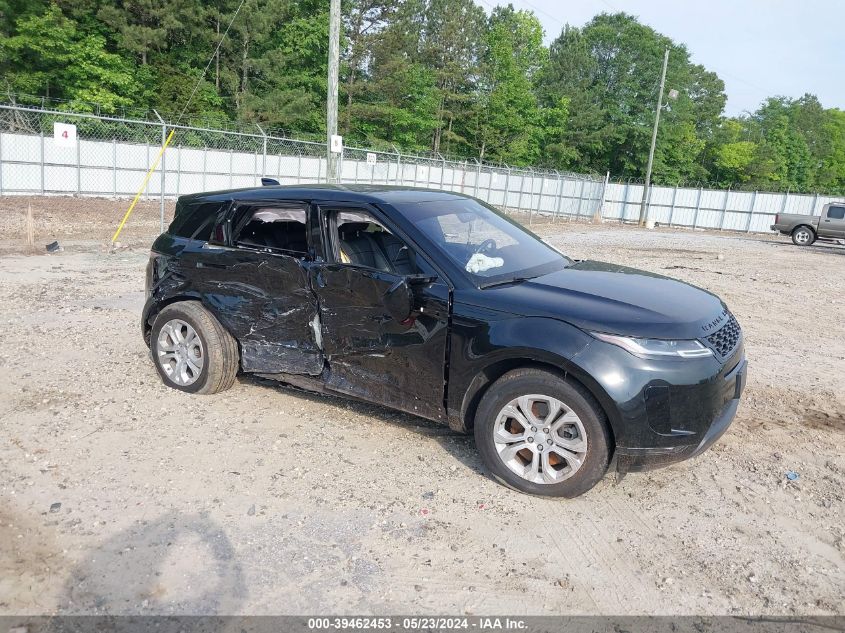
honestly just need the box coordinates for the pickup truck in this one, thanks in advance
[771,202,845,246]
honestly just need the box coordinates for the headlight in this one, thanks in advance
[590,331,713,359]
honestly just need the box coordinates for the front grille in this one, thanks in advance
[705,313,742,358]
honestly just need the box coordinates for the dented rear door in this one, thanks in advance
[198,249,323,374]
[191,201,324,375]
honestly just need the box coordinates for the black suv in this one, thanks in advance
[143,185,747,497]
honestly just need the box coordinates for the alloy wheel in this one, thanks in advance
[493,394,588,485]
[156,319,205,386]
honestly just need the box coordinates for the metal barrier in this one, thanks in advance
[1,103,840,233]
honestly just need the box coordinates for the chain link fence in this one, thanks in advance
[2,103,841,235]
[0,104,605,232]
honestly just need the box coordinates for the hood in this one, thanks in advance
[475,260,728,340]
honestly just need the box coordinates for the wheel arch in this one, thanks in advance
[143,294,218,346]
[792,224,816,237]
[454,355,619,452]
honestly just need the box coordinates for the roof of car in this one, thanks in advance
[178,184,471,205]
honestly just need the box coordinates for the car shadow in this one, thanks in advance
[762,239,845,255]
[60,511,246,615]
[243,375,483,474]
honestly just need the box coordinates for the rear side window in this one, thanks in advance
[170,202,223,240]
[828,206,845,220]
[233,205,308,256]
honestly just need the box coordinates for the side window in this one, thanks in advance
[191,213,218,242]
[170,202,222,240]
[233,205,308,257]
[827,206,845,220]
[333,210,423,275]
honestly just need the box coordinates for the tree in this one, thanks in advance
[340,0,394,136]
[341,0,436,149]
[420,0,485,154]
[240,0,329,132]
[0,0,47,38]
[816,108,845,193]
[705,120,755,186]
[350,4,438,150]
[97,0,178,66]
[474,5,545,165]
[539,13,724,180]
[1,4,138,111]
[0,0,843,195]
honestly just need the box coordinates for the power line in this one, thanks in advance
[513,0,565,27]
[177,0,247,123]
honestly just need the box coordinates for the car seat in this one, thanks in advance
[373,232,417,275]
[338,222,392,271]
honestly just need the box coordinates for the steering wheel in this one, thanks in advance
[474,238,498,255]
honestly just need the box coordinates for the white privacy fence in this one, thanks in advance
[601,181,843,233]
[1,103,842,233]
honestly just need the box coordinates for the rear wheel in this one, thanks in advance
[473,368,611,497]
[791,226,815,246]
[150,302,238,394]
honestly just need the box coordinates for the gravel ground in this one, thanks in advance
[0,196,843,616]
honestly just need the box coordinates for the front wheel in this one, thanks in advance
[791,226,815,246]
[473,368,611,497]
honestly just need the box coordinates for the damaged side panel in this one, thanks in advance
[201,251,323,374]
[186,243,324,375]
[311,264,450,421]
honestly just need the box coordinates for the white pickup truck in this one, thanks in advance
[770,202,845,246]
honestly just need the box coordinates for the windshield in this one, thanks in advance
[392,197,570,286]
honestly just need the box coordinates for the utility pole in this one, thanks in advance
[638,48,670,227]
[326,0,341,183]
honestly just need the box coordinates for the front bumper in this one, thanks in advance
[615,356,746,473]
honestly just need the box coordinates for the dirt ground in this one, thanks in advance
[0,195,843,616]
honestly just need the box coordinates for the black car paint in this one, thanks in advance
[144,185,746,472]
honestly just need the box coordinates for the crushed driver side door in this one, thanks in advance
[309,203,451,421]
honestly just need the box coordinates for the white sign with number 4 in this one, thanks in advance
[54,122,77,148]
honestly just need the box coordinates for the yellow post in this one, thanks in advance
[111,128,176,245]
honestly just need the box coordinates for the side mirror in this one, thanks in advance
[382,278,413,322]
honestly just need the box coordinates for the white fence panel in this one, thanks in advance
[2,105,843,234]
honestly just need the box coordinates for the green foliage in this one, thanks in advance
[1,4,139,111]
[538,13,725,182]
[700,96,845,192]
[473,5,545,165]
[0,1,843,193]
[714,141,757,184]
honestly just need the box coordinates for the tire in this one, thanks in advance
[150,301,239,394]
[473,368,611,497]
[791,226,815,246]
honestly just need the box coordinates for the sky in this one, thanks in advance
[484,0,845,116]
